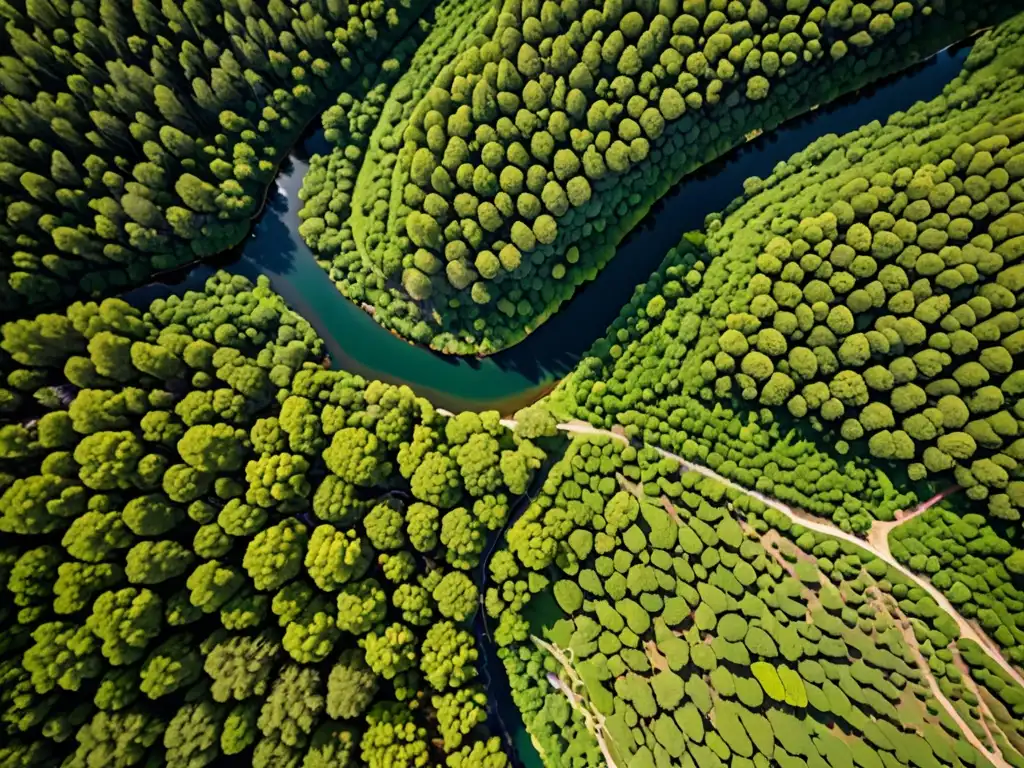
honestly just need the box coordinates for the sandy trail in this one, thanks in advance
[550,422,1024,692]
[477,414,1023,691]
[872,589,1009,768]
[531,636,622,768]
[865,485,962,559]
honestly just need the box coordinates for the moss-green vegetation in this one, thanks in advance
[494,431,1024,768]
[299,0,1012,354]
[300,0,496,322]
[700,38,1024,523]
[0,0,433,311]
[3,1,1024,767]
[485,13,1024,768]
[555,226,919,530]
[552,12,1024,527]
[890,505,1024,663]
[0,272,554,766]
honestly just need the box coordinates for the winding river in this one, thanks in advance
[129,42,974,415]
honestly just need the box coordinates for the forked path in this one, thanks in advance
[548,421,1024,693]
[865,485,962,559]
[486,414,1023,690]
[872,588,1010,768]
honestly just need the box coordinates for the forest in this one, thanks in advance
[2,1,1024,768]
[296,0,1010,353]
[1,271,556,765]
[0,0,430,308]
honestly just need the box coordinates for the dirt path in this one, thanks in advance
[949,642,1013,761]
[497,416,630,444]
[876,589,1009,768]
[475,415,1023,691]
[556,420,630,443]
[865,485,962,559]
[551,423,1024,693]
[753,528,802,581]
[531,636,622,768]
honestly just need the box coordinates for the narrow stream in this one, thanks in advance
[129,42,971,415]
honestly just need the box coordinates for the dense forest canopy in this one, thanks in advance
[298,0,1010,353]
[0,0,429,310]
[494,430,1024,768]
[0,271,554,766]
[489,15,1024,768]
[555,13,1024,528]
[1,1,1024,768]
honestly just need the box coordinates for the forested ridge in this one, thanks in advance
[553,11,1024,530]
[298,0,1014,354]
[3,1,1024,767]
[0,271,559,766]
[474,13,1024,768]
[0,0,430,311]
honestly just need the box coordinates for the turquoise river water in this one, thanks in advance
[129,43,972,415]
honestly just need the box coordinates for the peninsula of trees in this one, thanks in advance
[298,0,1011,353]
[0,272,552,766]
[0,0,429,309]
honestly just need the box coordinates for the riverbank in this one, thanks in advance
[126,39,977,416]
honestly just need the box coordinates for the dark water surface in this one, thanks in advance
[130,43,972,415]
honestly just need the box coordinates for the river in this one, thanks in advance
[127,42,973,416]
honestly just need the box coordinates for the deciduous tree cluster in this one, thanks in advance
[300,0,1011,353]
[555,14,1024,527]
[492,427,1024,768]
[0,272,546,767]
